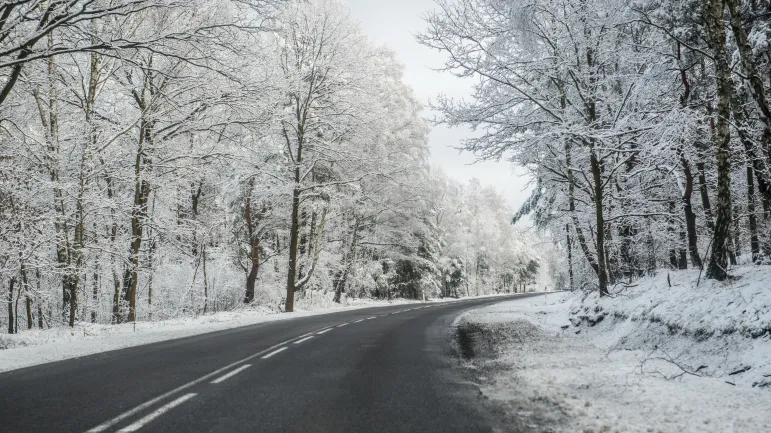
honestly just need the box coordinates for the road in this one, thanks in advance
[0,294,544,433]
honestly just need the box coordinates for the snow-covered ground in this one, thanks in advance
[457,266,771,433]
[0,295,433,373]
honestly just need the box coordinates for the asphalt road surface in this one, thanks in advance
[0,294,545,433]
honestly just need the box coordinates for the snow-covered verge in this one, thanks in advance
[455,268,771,433]
[0,296,429,373]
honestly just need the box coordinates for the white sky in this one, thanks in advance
[345,0,532,210]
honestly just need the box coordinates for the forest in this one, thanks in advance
[419,0,771,294]
[0,0,540,332]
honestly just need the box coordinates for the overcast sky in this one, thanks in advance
[344,0,532,210]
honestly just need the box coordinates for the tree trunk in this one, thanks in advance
[705,0,734,281]
[566,224,574,291]
[243,180,258,304]
[202,246,209,314]
[20,261,32,330]
[565,141,600,278]
[589,149,609,296]
[284,107,307,313]
[125,121,152,322]
[26,296,33,331]
[7,279,16,334]
[286,184,301,313]
[696,160,715,231]
[245,237,260,304]
[668,201,679,268]
[747,166,761,262]
[678,230,688,269]
[726,0,771,167]
[681,156,703,268]
[91,270,98,323]
[731,205,741,264]
[334,220,359,303]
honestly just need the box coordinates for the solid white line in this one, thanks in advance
[293,336,314,344]
[317,328,333,335]
[116,393,197,432]
[337,323,348,327]
[83,326,328,433]
[210,364,251,384]
[261,347,288,359]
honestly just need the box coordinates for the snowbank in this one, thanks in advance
[456,268,771,433]
[573,265,771,388]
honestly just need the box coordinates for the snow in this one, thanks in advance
[0,296,430,374]
[457,266,771,433]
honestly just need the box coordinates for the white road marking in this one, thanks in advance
[317,328,333,335]
[293,336,314,344]
[337,322,348,327]
[116,393,197,432]
[210,365,251,384]
[353,319,364,323]
[261,347,288,359]
[366,316,376,320]
[83,326,328,433]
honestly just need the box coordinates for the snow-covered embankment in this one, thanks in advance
[455,267,771,433]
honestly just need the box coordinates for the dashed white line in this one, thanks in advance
[366,316,376,320]
[261,347,288,359]
[337,322,349,327]
[293,336,314,344]
[210,364,252,384]
[317,328,334,335]
[84,323,335,433]
[116,393,197,432]
[353,319,364,323]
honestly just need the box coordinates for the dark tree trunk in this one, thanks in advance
[7,278,15,334]
[681,156,702,268]
[243,180,258,304]
[91,270,98,323]
[696,160,715,232]
[124,120,153,323]
[748,166,761,262]
[566,141,600,280]
[730,205,741,264]
[566,224,574,291]
[286,184,301,313]
[589,149,609,296]
[678,230,688,270]
[245,238,259,304]
[669,201,679,269]
[21,262,32,329]
[705,0,734,281]
[676,44,702,269]
[26,296,33,330]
